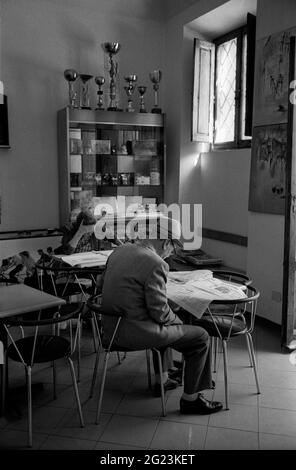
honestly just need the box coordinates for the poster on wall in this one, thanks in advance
[249,124,287,215]
[254,30,294,126]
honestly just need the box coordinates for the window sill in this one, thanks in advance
[211,140,252,152]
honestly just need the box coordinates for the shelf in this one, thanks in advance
[67,108,164,127]
[97,185,163,188]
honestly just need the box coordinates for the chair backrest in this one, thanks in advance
[36,262,102,300]
[1,302,83,366]
[87,295,125,352]
[207,285,260,339]
[212,270,252,286]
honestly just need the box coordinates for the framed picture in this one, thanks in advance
[249,124,287,215]
[254,30,294,126]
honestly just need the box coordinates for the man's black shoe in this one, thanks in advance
[154,378,179,397]
[180,394,223,415]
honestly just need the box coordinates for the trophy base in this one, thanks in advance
[108,106,123,112]
[81,106,92,110]
[151,108,162,114]
[96,107,105,111]
[139,109,147,113]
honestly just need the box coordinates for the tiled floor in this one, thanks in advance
[1,321,296,450]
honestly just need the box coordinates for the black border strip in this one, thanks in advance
[202,228,248,247]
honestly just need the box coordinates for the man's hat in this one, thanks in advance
[130,213,183,248]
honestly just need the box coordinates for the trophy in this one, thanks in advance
[124,74,137,112]
[64,69,78,108]
[79,74,93,109]
[137,86,147,113]
[102,42,121,111]
[149,70,162,113]
[95,76,105,110]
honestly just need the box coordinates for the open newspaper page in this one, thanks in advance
[55,250,113,267]
[167,270,247,319]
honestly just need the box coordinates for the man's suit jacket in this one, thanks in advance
[101,243,185,349]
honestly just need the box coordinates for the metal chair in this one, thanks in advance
[210,270,252,373]
[1,302,85,447]
[196,284,260,410]
[87,295,167,424]
[36,262,103,381]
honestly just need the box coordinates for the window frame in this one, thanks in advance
[212,25,252,150]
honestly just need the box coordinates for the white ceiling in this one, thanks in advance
[187,0,257,40]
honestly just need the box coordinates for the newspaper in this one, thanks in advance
[167,270,247,319]
[55,250,113,267]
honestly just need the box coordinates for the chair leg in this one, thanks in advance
[146,350,152,389]
[117,352,122,364]
[26,365,33,448]
[246,333,261,394]
[1,350,8,416]
[76,320,82,383]
[154,349,166,417]
[89,345,101,399]
[96,351,110,424]
[90,317,98,352]
[245,333,253,367]
[53,361,57,400]
[212,337,218,373]
[67,357,84,428]
[222,340,229,410]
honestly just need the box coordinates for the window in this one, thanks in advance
[192,14,256,149]
[214,26,251,148]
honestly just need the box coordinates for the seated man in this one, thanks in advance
[100,216,223,415]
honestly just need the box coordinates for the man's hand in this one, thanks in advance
[77,220,95,235]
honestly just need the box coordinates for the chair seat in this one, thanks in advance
[196,316,247,338]
[7,335,71,364]
[8,303,81,324]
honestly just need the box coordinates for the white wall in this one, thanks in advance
[164,0,294,324]
[0,0,165,232]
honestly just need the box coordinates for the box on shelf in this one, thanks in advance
[135,174,151,185]
[133,139,157,156]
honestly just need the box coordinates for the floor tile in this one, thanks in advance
[259,369,296,389]
[116,391,166,419]
[208,403,259,432]
[259,407,296,437]
[217,363,258,387]
[0,429,48,449]
[95,441,146,450]
[150,420,207,450]
[6,405,68,432]
[82,388,124,414]
[54,408,111,441]
[259,387,296,411]
[40,434,96,450]
[213,382,259,407]
[257,351,296,372]
[99,415,159,448]
[205,426,258,450]
[259,432,296,450]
